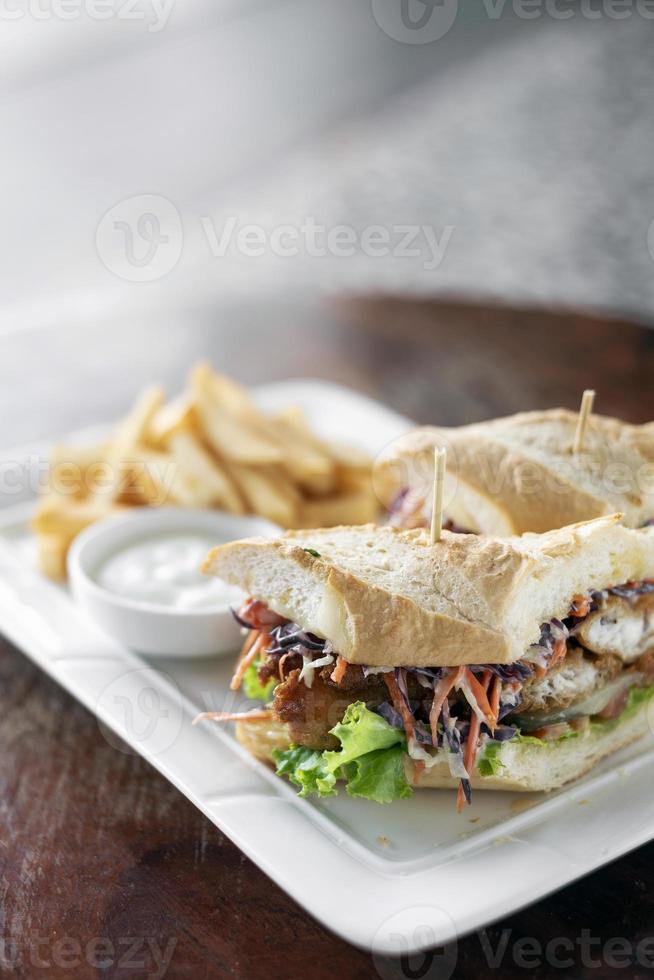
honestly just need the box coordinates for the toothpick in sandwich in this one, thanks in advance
[573,389,596,456]
[430,447,446,544]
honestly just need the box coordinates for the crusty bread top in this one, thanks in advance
[203,516,654,667]
[374,409,654,534]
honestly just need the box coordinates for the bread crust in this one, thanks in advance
[204,518,654,666]
[375,409,654,534]
[235,697,653,794]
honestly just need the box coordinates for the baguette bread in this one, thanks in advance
[375,409,654,534]
[235,699,652,794]
[203,517,654,667]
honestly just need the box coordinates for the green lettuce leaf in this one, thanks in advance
[477,740,506,776]
[513,730,580,747]
[323,701,405,773]
[273,701,413,804]
[272,745,337,798]
[342,746,413,804]
[242,659,276,702]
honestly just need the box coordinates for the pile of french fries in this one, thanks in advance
[32,364,380,579]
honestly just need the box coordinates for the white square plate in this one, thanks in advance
[1,379,654,956]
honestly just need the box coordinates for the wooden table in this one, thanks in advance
[2,300,654,979]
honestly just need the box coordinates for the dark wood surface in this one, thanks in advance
[2,299,654,980]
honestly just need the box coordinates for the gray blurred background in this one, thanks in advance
[2,0,654,437]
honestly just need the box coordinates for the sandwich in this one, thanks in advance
[374,409,654,535]
[198,515,654,809]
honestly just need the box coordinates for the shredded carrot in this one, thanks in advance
[229,631,269,691]
[456,670,492,812]
[570,593,591,618]
[330,655,348,685]
[412,760,426,785]
[192,708,273,725]
[235,628,257,667]
[429,666,465,744]
[462,668,496,731]
[383,672,415,743]
[548,637,568,670]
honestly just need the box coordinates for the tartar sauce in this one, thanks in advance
[96,534,242,611]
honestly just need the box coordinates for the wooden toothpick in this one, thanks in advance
[430,447,447,544]
[573,389,596,455]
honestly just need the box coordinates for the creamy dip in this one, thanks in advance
[95,533,241,611]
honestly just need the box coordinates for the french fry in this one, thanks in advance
[191,363,256,417]
[45,442,112,499]
[168,432,245,513]
[34,362,379,580]
[266,407,340,491]
[49,441,111,470]
[272,404,312,433]
[124,448,198,508]
[334,466,375,492]
[148,395,195,448]
[263,417,336,494]
[113,385,165,454]
[191,369,282,465]
[296,487,381,528]
[325,439,372,471]
[36,533,69,580]
[32,496,125,540]
[84,457,133,502]
[227,464,300,527]
[210,369,257,417]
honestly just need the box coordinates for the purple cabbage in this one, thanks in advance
[441,700,464,755]
[413,720,433,745]
[376,701,404,730]
[388,487,410,514]
[498,689,523,720]
[609,580,654,601]
[268,623,326,655]
[473,662,532,683]
[452,720,470,743]
[481,723,517,741]
[405,665,445,685]
[493,724,518,741]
